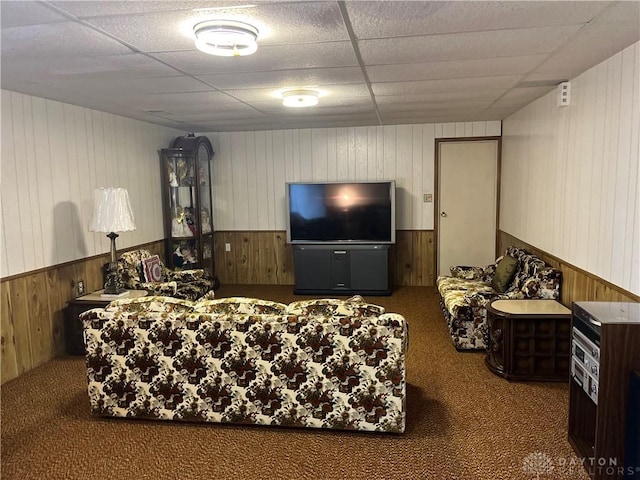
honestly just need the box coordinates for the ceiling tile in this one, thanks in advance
[113,91,247,113]
[0,0,636,131]
[163,109,268,123]
[489,87,555,109]
[0,53,178,83]
[1,21,133,57]
[248,100,375,115]
[48,1,212,17]
[372,76,521,96]
[595,1,640,23]
[1,22,131,61]
[524,19,640,82]
[224,84,371,103]
[277,114,379,128]
[377,99,495,112]
[1,1,68,28]
[346,1,609,39]
[379,104,486,115]
[81,2,347,53]
[380,111,484,125]
[47,75,215,96]
[358,26,581,65]
[80,10,213,53]
[152,42,358,75]
[365,55,547,83]
[375,91,504,105]
[196,67,365,90]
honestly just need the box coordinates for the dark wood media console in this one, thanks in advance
[292,244,391,295]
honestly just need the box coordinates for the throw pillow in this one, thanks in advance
[142,255,164,283]
[491,255,518,293]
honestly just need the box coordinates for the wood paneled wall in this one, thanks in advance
[499,231,639,307]
[203,121,501,233]
[213,230,435,287]
[0,89,180,278]
[501,42,639,296]
[1,241,164,385]
[214,231,294,285]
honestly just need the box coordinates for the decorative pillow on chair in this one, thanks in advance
[491,255,518,293]
[141,255,164,283]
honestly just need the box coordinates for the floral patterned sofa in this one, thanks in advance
[116,249,216,301]
[436,246,562,350]
[80,295,407,433]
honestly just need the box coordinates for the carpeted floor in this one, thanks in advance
[1,285,589,480]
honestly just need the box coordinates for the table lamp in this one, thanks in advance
[88,187,136,294]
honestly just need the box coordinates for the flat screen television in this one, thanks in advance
[286,181,396,244]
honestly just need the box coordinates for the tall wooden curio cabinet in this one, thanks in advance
[160,135,217,280]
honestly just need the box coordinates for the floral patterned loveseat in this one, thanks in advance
[436,246,562,350]
[80,295,407,433]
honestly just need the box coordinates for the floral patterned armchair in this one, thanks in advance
[116,249,216,301]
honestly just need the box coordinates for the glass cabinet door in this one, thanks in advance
[196,142,214,277]
[160,135,216,277]
[162,150,198,270]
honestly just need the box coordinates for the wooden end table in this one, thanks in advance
[64,289,147,355]
[485,299,572,381]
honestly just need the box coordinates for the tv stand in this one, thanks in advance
[293,244,391,296]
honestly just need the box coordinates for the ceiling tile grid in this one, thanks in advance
[0,1,638,131]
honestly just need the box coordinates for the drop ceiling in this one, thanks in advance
[1,1,638,132]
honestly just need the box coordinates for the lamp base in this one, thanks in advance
[104,248,126,295]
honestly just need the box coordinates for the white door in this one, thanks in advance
[437,140,498,276]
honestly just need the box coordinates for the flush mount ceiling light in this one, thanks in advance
[282,89,320,108]
[193,19,259,57]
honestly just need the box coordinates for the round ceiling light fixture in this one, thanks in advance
[282,89,320,108]
[193,19,259,57]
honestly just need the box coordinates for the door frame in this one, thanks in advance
[434,136,502,278]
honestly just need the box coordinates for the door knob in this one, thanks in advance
[440,212,447,217]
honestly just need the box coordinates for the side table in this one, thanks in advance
[64,289,147,355]
[485,299,572,381]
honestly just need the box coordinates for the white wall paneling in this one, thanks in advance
[501,42,640,296]
[203,120,501,233]
[0,89,181,278]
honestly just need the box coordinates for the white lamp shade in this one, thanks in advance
[88,187,136,233]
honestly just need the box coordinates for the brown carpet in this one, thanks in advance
[1,285,588,480]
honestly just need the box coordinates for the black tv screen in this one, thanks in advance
[286,181,396,244]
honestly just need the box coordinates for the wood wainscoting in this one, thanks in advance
[0,240,164,385]
[213,230,436,288]
[498,231,639,306]
[2,231,437,384]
